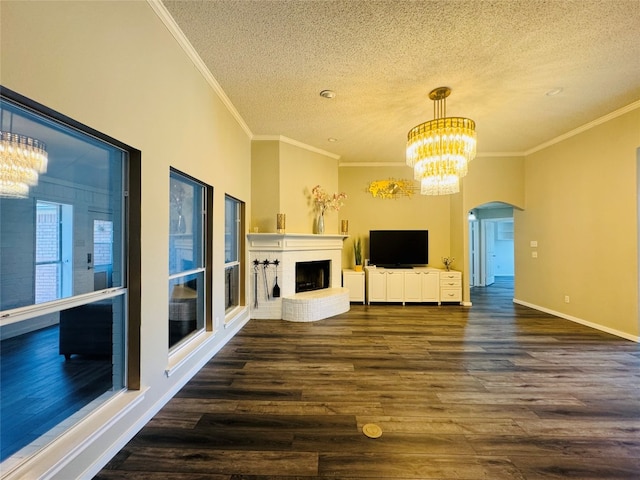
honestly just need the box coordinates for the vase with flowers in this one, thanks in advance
[311,185,347,234]
[442,256,455,271]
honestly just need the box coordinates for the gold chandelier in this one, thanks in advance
[406,87,476,195]
[0,130,48,198]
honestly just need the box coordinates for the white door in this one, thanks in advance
[91,212,114,291]
[469,219,480,286]
[482,220,496,286]
[35,201,73,302]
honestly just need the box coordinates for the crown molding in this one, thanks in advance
[147,0,253,139]
[338,162,413,167]
[341,101,640,167]
[476,152,525,158]
[338,154,525,167]
[525,100,640,156]
[252,135,341,160]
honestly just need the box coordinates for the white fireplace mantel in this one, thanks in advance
[247,233,347,252]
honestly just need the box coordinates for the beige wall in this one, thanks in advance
[280,141,340,233]
[338,166,452,269]
[463,156,526,211]
[516,109,640,338]
[460,155,525,301]
[251,138,339,233]
[251,140,280,232]
[1,1,252,478]
[449,191,467,300]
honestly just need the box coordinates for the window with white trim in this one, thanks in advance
[0,90,136,463]
[225,195,244,313]
[168,169,206,348]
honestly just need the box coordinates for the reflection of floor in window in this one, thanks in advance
[0,325,112,462]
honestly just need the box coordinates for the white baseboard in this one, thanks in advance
[513,298,639,343]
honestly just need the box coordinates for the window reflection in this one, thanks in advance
[0,100,124,311]
[1,90,128,463]
[168,170,205,348]
[224,195,243,314]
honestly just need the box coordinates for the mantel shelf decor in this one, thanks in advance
[311,185,346,234]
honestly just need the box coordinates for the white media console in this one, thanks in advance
[363,266,462,305]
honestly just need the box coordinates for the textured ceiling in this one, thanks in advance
[161,0,640,164]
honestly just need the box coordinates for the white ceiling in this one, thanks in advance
[162,0,640,165]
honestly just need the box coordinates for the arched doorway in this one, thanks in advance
[468,202,514,288]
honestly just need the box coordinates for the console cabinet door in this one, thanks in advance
[385,271,404,302]
[342,270,365,303]
[421,271,439,302]
[404,271,422,302]
[367,270,386,303]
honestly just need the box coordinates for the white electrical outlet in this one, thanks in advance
[531,251,538,258]
[530,240,538,247]
[564,296,570,303]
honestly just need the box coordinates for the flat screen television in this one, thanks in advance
[369,230,428,268]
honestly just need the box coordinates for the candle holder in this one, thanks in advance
[277,213,286,234]
[341,219,349,235]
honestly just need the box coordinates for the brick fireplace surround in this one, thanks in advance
[247,233,350,321]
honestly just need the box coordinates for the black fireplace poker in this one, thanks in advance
[253,259,260,308]
[253,259,281,305]
[262,259,270,300]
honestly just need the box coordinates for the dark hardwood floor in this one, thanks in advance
[1,325,112,461]
[97,277,640,479]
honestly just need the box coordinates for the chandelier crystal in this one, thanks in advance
[420,174,460,196]
[406,87,476,195]
[0,131,48,198]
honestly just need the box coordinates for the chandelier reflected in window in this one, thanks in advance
[406,87,476,195]
[0,129,48,198]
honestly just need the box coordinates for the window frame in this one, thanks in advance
[0,88,140,389]
[224,194,245,318]
[0,88,138,307]
[0,86,142,461]
[168,168,213,350]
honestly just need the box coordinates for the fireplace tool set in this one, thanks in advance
[253,258,280,308]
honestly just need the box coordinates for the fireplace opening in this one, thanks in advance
[296,260,330,293]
